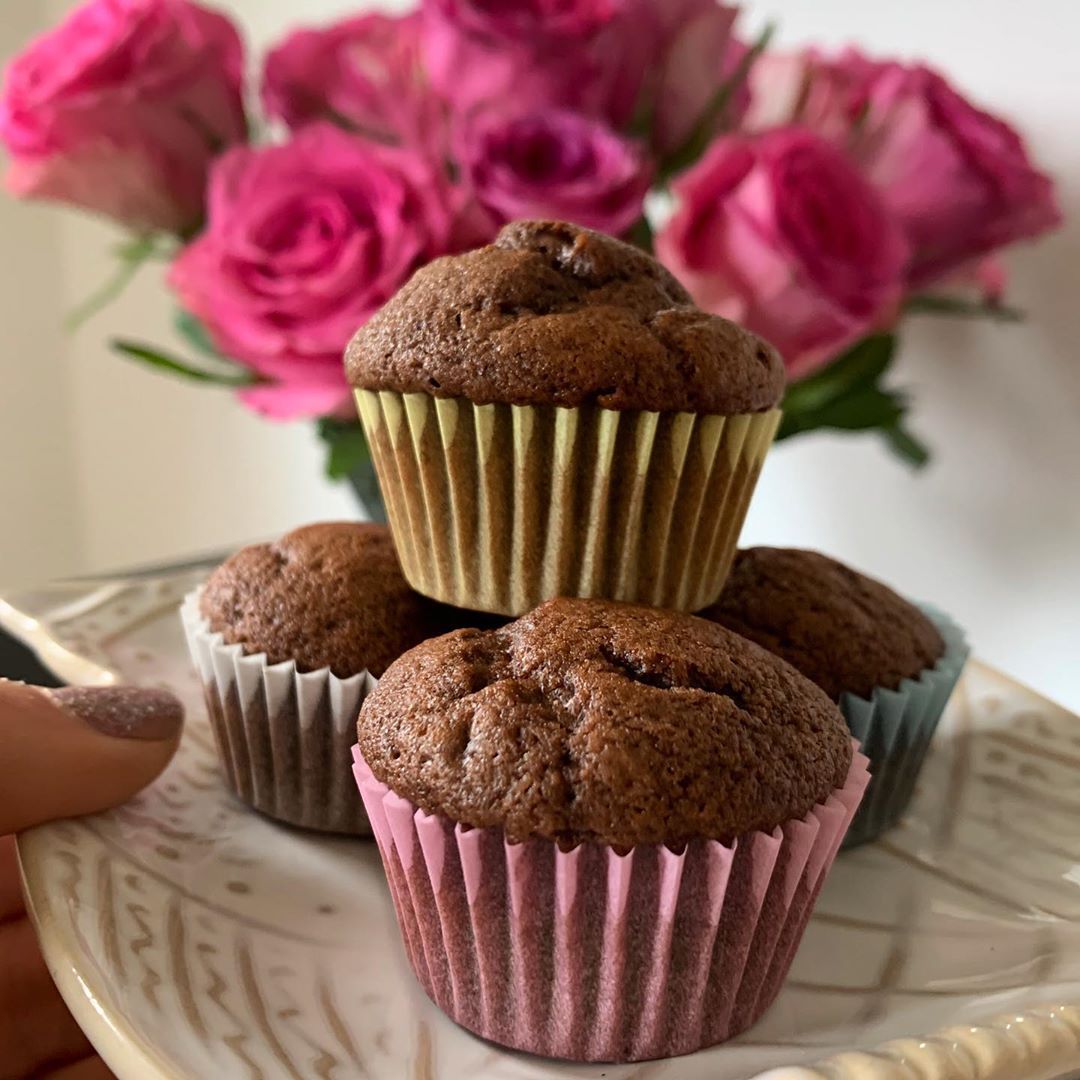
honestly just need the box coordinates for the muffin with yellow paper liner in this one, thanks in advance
[345,220,784,616]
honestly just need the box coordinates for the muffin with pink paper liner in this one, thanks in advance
[352,598,869,1062]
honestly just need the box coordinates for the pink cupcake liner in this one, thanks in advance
[352,743,869,1063]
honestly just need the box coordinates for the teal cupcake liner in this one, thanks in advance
[840,606,969,849]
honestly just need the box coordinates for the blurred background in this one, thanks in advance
[2,0,1078,708]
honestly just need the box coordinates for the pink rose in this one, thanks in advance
[648,0,743,155]
[456,106,650,236]
[420,0,648,130]
[746,50,1061,287]
[262,13,445,152]
[169,123,462,419]
[0,0,245,233]
[422,0,745,157]
[857,63,1061,287]
[427,0,621,44]
[744,49,878,138]
[656,128,908,376]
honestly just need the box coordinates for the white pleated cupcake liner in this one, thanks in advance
[181,590,376,835]
[840,605,969,848]
[353,743,870,1062]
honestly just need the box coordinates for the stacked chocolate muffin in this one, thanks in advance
[344,221,879,1062]
[184,220,967,1064]
[345,219,784,614]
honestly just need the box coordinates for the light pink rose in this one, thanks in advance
[743,49,871,139]
[0,0,245,233]
[169,123,463,420]
[656,128,908,376]
[262,13,445,152]
[648,0,743,155]
[746,49,1061,287]
[456,106,651,236]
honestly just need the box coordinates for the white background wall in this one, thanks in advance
[1,0,1078,708]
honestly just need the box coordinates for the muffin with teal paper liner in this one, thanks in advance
[345,219,784,616]
[702,547,969,848]
[352,597,869,1062]
[182,522,454,835]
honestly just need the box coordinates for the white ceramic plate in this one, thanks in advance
[5,572,1080,1080]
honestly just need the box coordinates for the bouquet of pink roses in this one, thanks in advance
[1,0,1060,513]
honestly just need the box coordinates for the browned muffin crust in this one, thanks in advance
[200,522,442,678]
[357,597,851,848]
[345,220,785,414]
[701,548,946,701]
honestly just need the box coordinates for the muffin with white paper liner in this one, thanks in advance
[182,521,450,835]
[352,598,870,1062]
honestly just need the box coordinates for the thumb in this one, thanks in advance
[0,680,183,834]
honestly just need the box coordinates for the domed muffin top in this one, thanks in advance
[200,522,444,678]
[356,597,851,848]
[701,547,946,701]
[345,220,785,415]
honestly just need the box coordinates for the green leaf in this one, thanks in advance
[776,332,932,466]
[880,422,931,468]
[174,309,221,358]
[905,293,1025,323]
[781,334,897,416]
[657,21,775,182]
[65,235,158,331]
[317,418,370,480]
[779,384,905,439]
[111,340,258,386]
[627,215,654,254]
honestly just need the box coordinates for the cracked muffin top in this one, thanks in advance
[345,220,785,415]
[700,548,946,701]
[200,522,450,678]
[356,597,851,848]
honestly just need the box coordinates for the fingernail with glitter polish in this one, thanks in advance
[50,686,184,741]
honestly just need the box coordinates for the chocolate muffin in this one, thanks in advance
[199,521,439,678]
[701,547,946,701]
[184,522,454,836]
[352,598,869,1061]
[702,547,968,849]
[344,221,786,615]
[358,597,852,848]
[346,219,784,413]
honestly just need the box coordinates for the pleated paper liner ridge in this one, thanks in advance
[840,605,969,848]
[355,389,781,616]
[181,591,377,835]
[352,744,870,1063]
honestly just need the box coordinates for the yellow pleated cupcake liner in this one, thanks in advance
[355,390,779,615]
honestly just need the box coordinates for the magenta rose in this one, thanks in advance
[262,12,445,152]
[420,0,648,130]
[0,0,245,234]
[656,128,908,376]
[747,49,1061,287]
[457,106,650,235]
[427,0,620,43]
[169,123,463,420]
